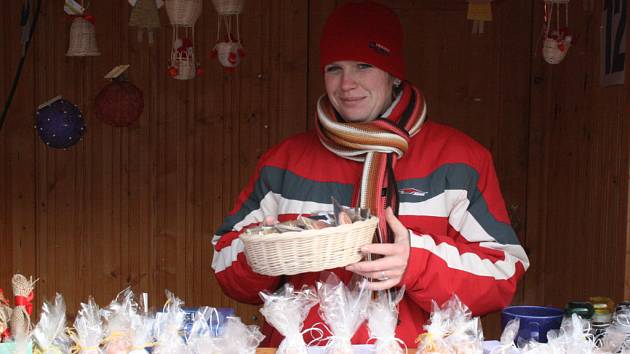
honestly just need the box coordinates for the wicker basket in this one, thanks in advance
[165,0,202,26]
[66,17,101,56]
[240,216,378,276]
[211,0,244,15]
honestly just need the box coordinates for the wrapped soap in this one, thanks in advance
[186,307,219,354]
[367,288,406,354]
[128,313,155,354]
[415,300,452,354]
[69,297,105,354]
[317,272,371,354]
[212,316,264,354]
[443,296,483,354]
[259,283,318,354]
[101,289,137,354]
[489,318,519,354]
[153,290,186,354]
[31,293,71,354]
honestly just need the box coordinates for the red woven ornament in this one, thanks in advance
[94,80,144,127]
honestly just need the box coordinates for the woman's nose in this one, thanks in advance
[340,71,357,90]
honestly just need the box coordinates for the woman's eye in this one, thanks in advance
[325,65,341,73]
[357,63,373,70]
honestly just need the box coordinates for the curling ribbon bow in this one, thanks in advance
[15,291,34,315]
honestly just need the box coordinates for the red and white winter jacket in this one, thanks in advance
[211,120,529,347]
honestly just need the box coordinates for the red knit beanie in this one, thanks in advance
[319,1,405,80]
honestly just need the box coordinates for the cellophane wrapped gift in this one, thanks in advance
[186,307,220,354]
[600,307,630,353]
[100,289,137,354]
[259,283,318,354]
[69,297,104,354]
[415,300,453,354]
[212,316,264,354]
[316,272,371,354]
[128,313,155,354]
[153,290,186,354]
[489,318,519,354]
[520,313,600,354]
[31,293,71,354]
[443,296,483,353]
[367,288,406,354]
[416,295,483,354]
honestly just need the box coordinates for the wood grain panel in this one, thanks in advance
[526,0,629,307]
[0,0,629,343]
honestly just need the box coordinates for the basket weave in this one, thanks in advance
[165,0,202,26]
[211,0,244,15]
[240,216,378,276]
[66,17,101,57]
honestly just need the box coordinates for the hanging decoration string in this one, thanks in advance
[0,0,43,131]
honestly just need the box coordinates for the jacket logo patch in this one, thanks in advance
[399,187,427,197]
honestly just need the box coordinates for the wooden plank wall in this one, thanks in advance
[526,0,630,307]
[0,0,628,339]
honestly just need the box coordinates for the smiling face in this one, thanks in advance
[324,61,396,123]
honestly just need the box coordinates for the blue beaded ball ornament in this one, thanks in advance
[35,96,86,149]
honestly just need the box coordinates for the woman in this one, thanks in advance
[212,0,529,347]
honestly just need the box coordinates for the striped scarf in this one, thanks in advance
[316,84,427,243]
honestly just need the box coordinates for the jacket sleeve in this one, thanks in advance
[399,149,529,315]
[211,151,282,305]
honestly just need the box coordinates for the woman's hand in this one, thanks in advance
[345,207,410,290]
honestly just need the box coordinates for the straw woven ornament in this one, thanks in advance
[10,274,37,339]
[128,0,163,43]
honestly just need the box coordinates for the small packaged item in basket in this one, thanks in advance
[31,293,71,354]
[101,288,137,354]
[331,197,370,225]
[69,297,105,354]
[259,283,319,354]
[244,225,276,236]
[212,317,265,354]
[489,318,519,354]
[153,290,187,354]
[297,215,332,230]
[317,272,371,354]
[184,307,217,354]
[367,288,406,354]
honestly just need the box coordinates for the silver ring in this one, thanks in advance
[380,271,389,281]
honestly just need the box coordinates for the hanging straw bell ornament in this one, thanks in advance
[10,274,37,339]
[66,15,101,56]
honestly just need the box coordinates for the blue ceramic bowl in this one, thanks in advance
[501,305,564,343]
